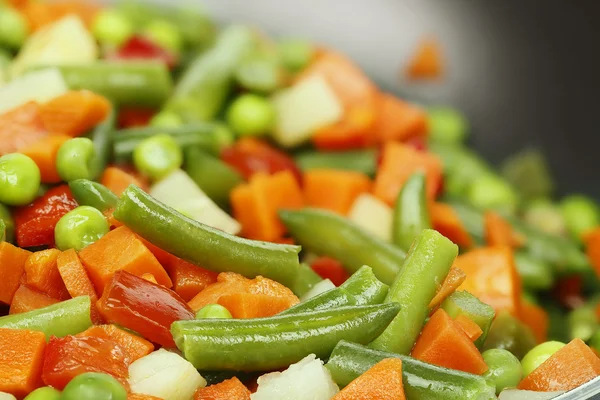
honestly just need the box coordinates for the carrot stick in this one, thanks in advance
[375,94,428,144]
[0,328,46,398]
[332,358,406,400]
[518,301,549,344]
[20,134,71,183]
[484,211,525,248]
[40,91,111,137]
[0,242,31,304]
[101,166,148,197]
[430,202,474,248]
[428,266,467,309]
[518,338,600,392]
[9,285,59,315]
[24,249,70,301]
[405,37,444,80]
[0,101,48,156]
[303,169,372,215]
[79,226,172,293]
[194,377,251,400]
[411,308,488,375]
[453,314,483,342]
[78,325,154,364]
[57,249,101,323]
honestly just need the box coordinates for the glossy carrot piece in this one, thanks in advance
[405,38,444,80]
[454,314,483,342]
[303,169,372,215]
[374,94,428,144]
[0,101,47,156]
[57,249,101,322]
[0,328,46,398]
[484,211,525,248]
[166,258,218,302]
[40,91,111,137]
[430,202,474,248]
[24,249,70,300]
[332,358,406,400]
[218,293,296,319]
[584,227,600,279]
[518,301,549,344]
[9,285,59,315]
[194,377,251,400]
[128,394,163,400]
[101,166,147,197]
[0,242,31,304]
[428,266,467,309]
[77,325,154,364]
[20,134,71,183]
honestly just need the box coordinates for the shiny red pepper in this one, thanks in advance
[13,185,78,248]
[310,256,350,287]
[221,138,302,183]
[42,335,130,390]
[117,108,156,129]
[109,35,177,68]
[97,271,195,348]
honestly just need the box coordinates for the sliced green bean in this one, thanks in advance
[294,150,377,176]
[392,172,430,251]
[69,179,118,213]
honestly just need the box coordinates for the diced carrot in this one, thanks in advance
[310,256,350,287]
[101,166,147,197]
[77,325,154,364]
[166,259,218,302]
[313,104,377,150]
[141,273,158,284]
[218,293,296,319]
[373,141,442,205]
[484,211,525,248]
[9,285,59,315]
[303,169,372,215]
[40,91,111,137]
[0,101,48,156]
[231,170,304,242]
[79,226,172,293]
[518,338,600,391]
[24,249,70,301]
[454,314,483,342]
[332,358,406,400]
[584,227,600,279]
[519,301,549,344]
[405,37,444,80]
[455,246,522,316]
[0,242,31,304]
[411,308,488,375]
[20,134,71,183]
[128,394,163,400]
[194,377,251,400]
[428,266,466,309]
[430,202,474,248]
[21,1,99,31]
[0,328,46,398]
[374,94,428,144]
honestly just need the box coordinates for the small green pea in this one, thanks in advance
[196,304,233,320]
[560,194,600,239]
[482,349,523,395]
[0,153,41,206]
[54,206,109,251]
[150,111,183,128]
[0,6,29,49]
[521,341,565,377]
[60,372,127,400]
[133,134,183,181]
[24,386,61,400]
[467,174,518,214]
[92,9,134,46]
[226,94,275,137]
[278,38,314,72]
[142,19,183,54]
[428,107,469,144]
[56,138,100,182]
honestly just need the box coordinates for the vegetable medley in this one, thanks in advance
[1,1,600,400]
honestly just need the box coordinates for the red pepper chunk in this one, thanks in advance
[110,35,177,69]
[310,256,350,287]
[13,185,78,248]
[42,335,130,390]
[97,271,195,348]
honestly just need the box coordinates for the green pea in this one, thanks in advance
[278,38,314,72]
[211,123,235,153]
[54,206,109,251]
[0,153,41,206]
[150,111,183,128]
[482,348,523,395]
[24,387,61,400]
[61,372,127,400]
[226,94,275,137]
[560,194,600,239]
[142,19,183,54]
[57,138,100,182]
[0,204,14,243]
[521,341,565,377]
[195,304,233,320]
[0,6,29,49]
[133,134,183,181]
[428,107,469,144]
[92,9,134,46]
[467,174,518,214]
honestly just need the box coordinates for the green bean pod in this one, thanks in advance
[0,219,5,242]
[114,185,302,289]
[441,290,495,349]
[280,208,405,285]
[89,107,115,174]
[69,179,118,213]
[290,263,323,297]
[0,204,14,243]
[294,150,377,176]
[370,229,457,354]
[0,296,92,340]
[171,303,400,371]
[325,341,496,399]
[392,172,431,251]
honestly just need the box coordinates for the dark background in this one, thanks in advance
[197,0,600,198]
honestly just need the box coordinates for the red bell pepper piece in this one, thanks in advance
[117,108,156,129]
[310,256,350,287]
[96,271,195,348]
[42,335,130,390]
[13,185,78,248]
[109,35,177,68]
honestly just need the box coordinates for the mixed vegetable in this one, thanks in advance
[0,1,600,399]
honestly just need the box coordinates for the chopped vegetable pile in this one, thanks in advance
[1,1,600,399]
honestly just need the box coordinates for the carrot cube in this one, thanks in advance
[0,242,31,304]
[304,169,372,215]
[24,249,70,300]
[0,328,46,398]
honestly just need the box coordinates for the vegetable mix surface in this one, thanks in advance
[0,1,600,399]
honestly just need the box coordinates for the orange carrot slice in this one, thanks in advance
[57,249,101,323]
[303,169,372,215]
[24,249,70,301]
[454,314,483,342]
[20,134,71,183]
[40,91,111,137]
[518,301,549,344]
[584,227,600,279]
[77,325,154,364]
[0,101,48,156]
[405,37,444,80]
[217,292,296,319]
[332,358,406,400]
[484,211,525,248]
[0,328,46,398]
[9,285,59,315]
[0,242,31,304]
[430,202,474,248]
[375,94,428,144]
[428,266,467,309]
[101,166,147,197]
[194,377,251,400]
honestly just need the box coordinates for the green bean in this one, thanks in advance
[294,149,377,176]
[69,180,118,213]
[392,172,430,251]
[89,107,115,175]
[0,219,5,242]
[441,290,495,349]
[568,306,598,342]
[0,204,14,243]
[290,263,323,297]
[501,149,554,202]
[514,251,554,291]
[142,19,183,54]
[561,194,600,239]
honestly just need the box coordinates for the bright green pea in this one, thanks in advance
[56,138,100,182]
[133,134,183,181]
[61,372,127,400]
[467,174,518,214]
[482,349,523,395]
[150,111,183,128]
[0,204,14,243]
[521,341,565,377]
[428,107,469,144]
[196,304,233,320]
[211,123,235,153]
[278,38,314,72]
[142,19,183,54]
[226,94,275,136]
[560,194,600,239]
[0,6,29,49]
[0,153,41,206]
[24,386,61,400]
[92,9,134,46]
[54,206,109,251]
